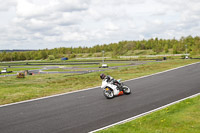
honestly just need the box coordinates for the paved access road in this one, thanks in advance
[0,62,200,133]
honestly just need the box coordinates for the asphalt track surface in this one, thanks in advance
[0,62,200,133]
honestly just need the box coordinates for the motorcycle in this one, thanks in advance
[101,79,131,99]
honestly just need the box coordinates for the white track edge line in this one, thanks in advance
[124,62,200,82]
[0,62,199,108]
[89,93,200,133]
[0,86,100,108]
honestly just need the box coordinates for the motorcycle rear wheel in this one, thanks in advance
[122,86,131,94]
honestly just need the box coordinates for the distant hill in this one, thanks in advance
[0,49,37,52]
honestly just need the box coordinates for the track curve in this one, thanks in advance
[0,62,200,133]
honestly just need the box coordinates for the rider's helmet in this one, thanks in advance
[100,73,106,79]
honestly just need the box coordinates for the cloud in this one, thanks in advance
[0,0,200,49]
[0,0,16,11]
[105,22,119,31]
[56,0,90,12]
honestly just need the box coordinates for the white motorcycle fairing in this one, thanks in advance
[101,79,120,96]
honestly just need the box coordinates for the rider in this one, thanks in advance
[100,73,122,90]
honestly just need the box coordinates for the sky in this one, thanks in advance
[0,0,200,50]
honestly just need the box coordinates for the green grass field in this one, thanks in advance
[0,67,42,76]
[0,59,199,105]
[97,94,200,133]
[0,67,41,72]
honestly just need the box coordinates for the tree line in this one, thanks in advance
[0,35,200,61]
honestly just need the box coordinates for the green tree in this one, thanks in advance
[164,44,169,53]
[173,45,178,54]
[48,55,55,60]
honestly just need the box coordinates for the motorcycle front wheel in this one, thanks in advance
[103,88,114,99]
[122,86,131,94]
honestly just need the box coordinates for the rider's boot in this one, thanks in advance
[117,84,123,91]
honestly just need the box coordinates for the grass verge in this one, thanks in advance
[0,67,42,72]
[97,94,200,133]
[0,59,199,105]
